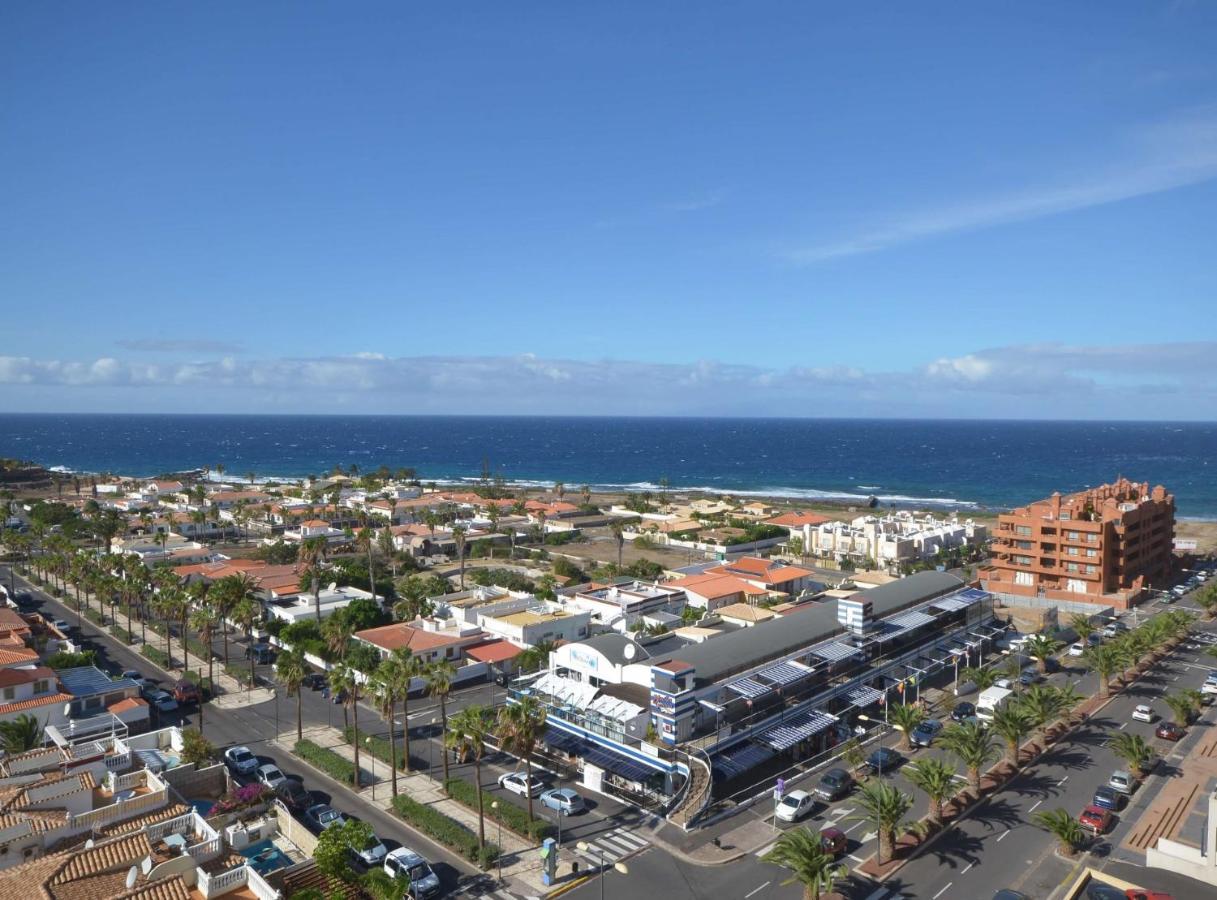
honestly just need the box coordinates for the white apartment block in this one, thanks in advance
[803,512,988,568]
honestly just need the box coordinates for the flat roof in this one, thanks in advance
[496,610,569,627]
[649,571,965,687]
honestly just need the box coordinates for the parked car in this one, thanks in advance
[1108,771,1138,795]
[1125,890,1175,900]
[1201,681,1217,696]
[993,892,1030,900]
[1091,786,1124,811]
[910,719,943,747]
[819,827,846,857]
[246,643,276,665]
[1068,643,1086,657]
[498,771,544,798]
[864,747,902,774]
[275,779,311,812]
[173,680,202,704]
[120,669,146,688]
[1156,722,1186,741]
[48,618,70,632]
[351,830,388,867]
[951,702,976,722]
[302,673,327,690]
[1079,805,1114,835]
[1018,671,1038,687]
[814,768,853,801]
[304,803,347,832]
[994,677,1013,689]
[224,745,259,776]
[384,848,442,899]
[539,788,586,815]
[1132,705,1154,723]
[147,690,179,714]
[775,789,816,823]
[1087,633,1103,646]
[257,763,287,790]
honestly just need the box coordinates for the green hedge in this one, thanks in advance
[186,637,215,661]
[443,777,552,841]
[342,727,405,769]
[84,608,106,626]
[113,626,135,644]
[141,645,171,668]
[391,794,499,868]
[294,739,359,785]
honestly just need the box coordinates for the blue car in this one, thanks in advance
[1092,786,1123,811]
[864,747,902,774]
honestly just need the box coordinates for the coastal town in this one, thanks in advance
[0,464,1213,900]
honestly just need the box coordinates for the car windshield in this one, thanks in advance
[823,772,845,785]
[779,796,800,807]
[408,864,431,881]
[264,768,281,778]
[232,750,252,762]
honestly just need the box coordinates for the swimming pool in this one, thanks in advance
[187,798,213,817]
[240,839,290,875]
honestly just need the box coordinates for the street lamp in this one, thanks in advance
[491,800,503,883]
[365,736,375,801]
[429,717,438,779]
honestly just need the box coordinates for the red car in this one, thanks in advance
[820,827,846,857]
[1126,892,1174,900]
[1155,722,1185,741]
[1079,804,1114,834]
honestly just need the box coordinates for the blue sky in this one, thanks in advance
[2,2,1216,417]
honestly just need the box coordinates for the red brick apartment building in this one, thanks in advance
[980,477,1175,609]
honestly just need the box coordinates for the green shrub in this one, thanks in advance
[84,608,106,626]
[293,739,359,785]
[186,637,215,661]
[342,727,405,769]
[113,626,135,643]
[391,794,499,868]
[141,645,170,668]
[443,777,552,841]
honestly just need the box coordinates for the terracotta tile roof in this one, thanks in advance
[0,808,67,834]
[0,691,73,715]
[0,645,41,666]
[0,608,31,631]
[759,565,814,584]
[465,640,524,664]
[300,518,332,527]
[716,556,773,576]
[107,697,148,714]
[96,802,190,837]
[50,832,152,886]
[0,665,54,688]
[2,771,96,812]
[767,510,832,528]
[675,573,765,598]
[715,602,777,623]
[114,876,191,900]
[355,623,474,653]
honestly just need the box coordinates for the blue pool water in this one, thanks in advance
[187,798,213,817]
[240,839,289,875]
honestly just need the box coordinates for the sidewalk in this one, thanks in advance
[276,723,559,897]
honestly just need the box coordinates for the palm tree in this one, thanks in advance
[517,638,555,675]
[1032,807,1086,857]
[369,662,402,797]
[189,603,219,699]
[322,614,354,664]
[356,527,377,603]
[1162,691,1193,726]
[1084,644,1123,698]
[330,664,362,788]
[446,706,488,855]
[988,704,1033,767]
[886,703,926,751]
[497,697,548,821]
[0,713,44,752]
[609,520,625,570]
[426,660,456,786]
[1109,732,1154,777]
[452,525,467,590]
[1023,635,1061,674]
[761,828,845,900]
[939,720,997,795]
[276,649,308,742]
[1068,613,1095,644]
[230,595,260,693]
[213,573,258,669]
[390,649,421,771]
[903,757,957,826]
[850,779,912,865]
[299,538,328,623]
[960,666,1000,690]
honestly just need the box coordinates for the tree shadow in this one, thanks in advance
[963,796,1023,833]
[918,828,987,871]
[1006,771,1063,800]
[1033,746,1095,772]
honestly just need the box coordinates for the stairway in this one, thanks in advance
[667,752,712,830]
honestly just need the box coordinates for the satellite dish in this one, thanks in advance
[125,867,138,889]
[141,856,153,875]
[623,644,636,661]
[84,839,94,849]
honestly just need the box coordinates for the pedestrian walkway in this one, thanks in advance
[569,827,650,867]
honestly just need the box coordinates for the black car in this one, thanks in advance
[814,768,853,801]
[864,747,902,774]
[275,779,312,813]
[246,643,276,665]
[951,702,976,722]
[302,673,327,690]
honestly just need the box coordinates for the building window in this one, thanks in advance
[1067,547,1079,556]
[1066,563,1079,573]
[1,688,13,701]
[1015,540,1033,550]
[1013,555,1032,566]
[1067,579,1088,593]
[1015,571,1034,586]
[1086,549,1097,558]
[1015,526,1032,537]
[34,680,49,694]
[1067,531,1080,540]
[1086,565,1097,574]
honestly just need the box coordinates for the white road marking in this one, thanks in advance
[754,842,777,858]
[1029,800,1043,812]
[996,829,1011,842]
[961,862,974,874]
[844,822,863,834]
[1173,675,1181,681]
[861,831,878,843]
[932,883,953,899]
[744,882,770,898]
[1118,723,1128,730]
[1056,776,1069,786]
[848,854,866,863]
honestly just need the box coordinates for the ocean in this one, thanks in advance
[1,414,1215,518]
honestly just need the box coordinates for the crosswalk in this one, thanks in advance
[570,826,651,866]
[453,881,539,900]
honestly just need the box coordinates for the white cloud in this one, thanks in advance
[1,342,1214,418]
[784,108,1217,264]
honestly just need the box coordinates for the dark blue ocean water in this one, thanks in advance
[1,414,1215,517]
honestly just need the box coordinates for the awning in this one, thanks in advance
[933,588,988,612]
[581,744,662,783]
[757,710,838,751]
[845,686,884,707]
[813,642,860,663]
[712,742,776,781]
[727,677,773,700]
[757,661,812,686]
[883,610,936,635]
[542,727,585,755]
